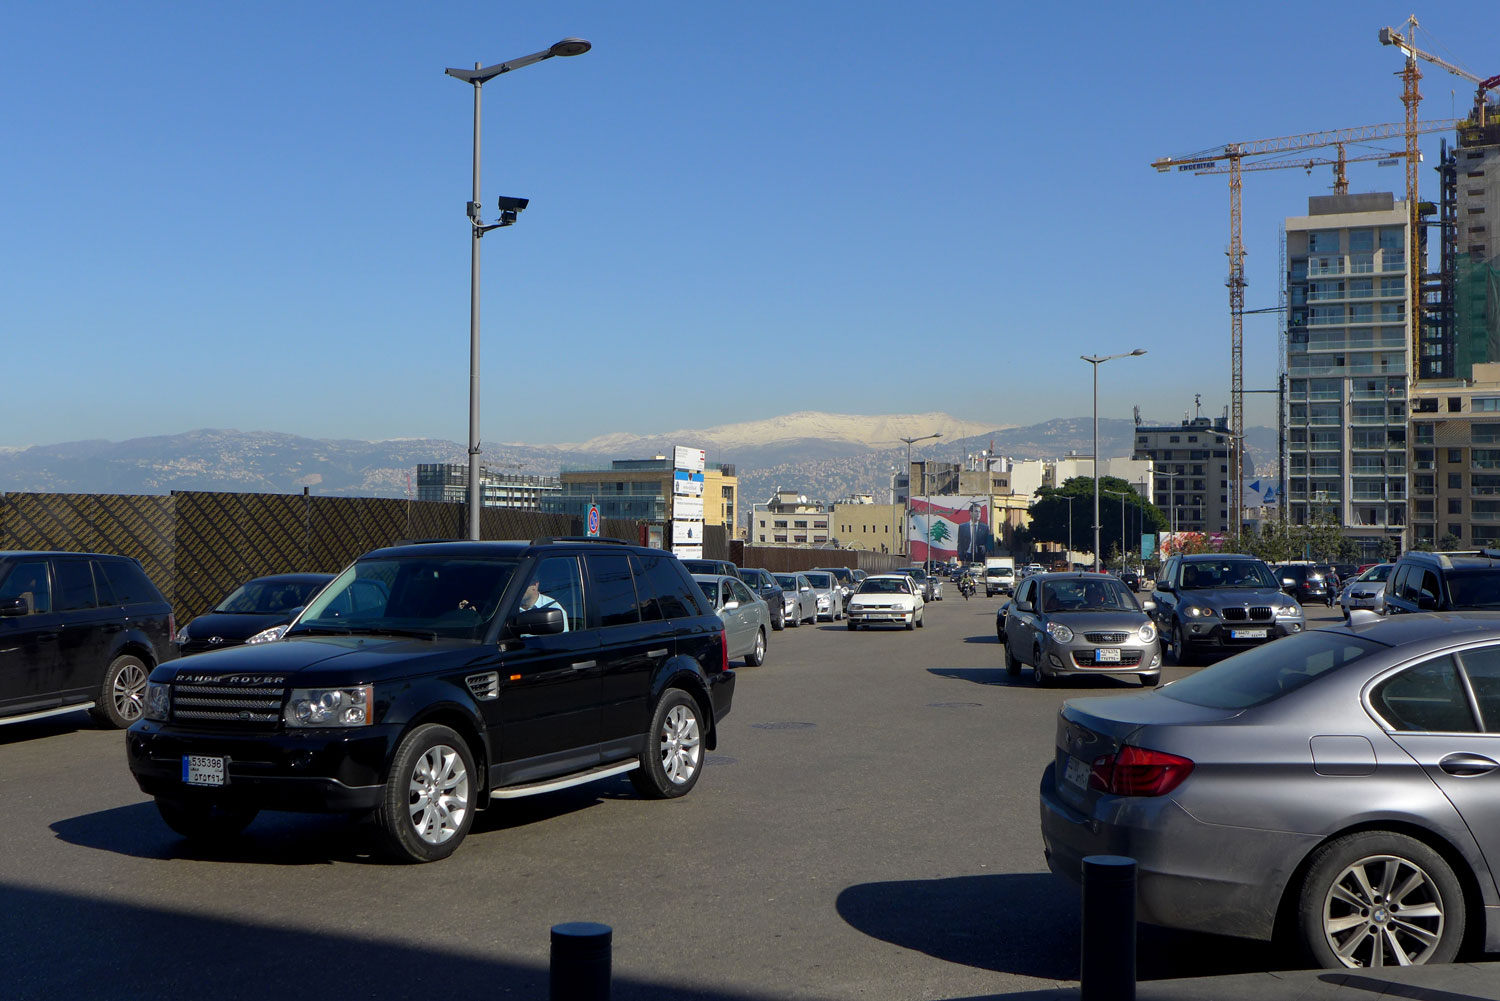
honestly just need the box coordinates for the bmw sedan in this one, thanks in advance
[1040,612,1500,969]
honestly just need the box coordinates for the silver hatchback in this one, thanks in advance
[1040,612,1500,969]
[1003,572,1162,686]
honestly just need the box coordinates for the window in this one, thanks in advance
[53,559,97,612]
[635,553,704,619]
[586,553,641,628]
[1379,229,1405,251]
[524,556,584,632]
[1450,497,1464,514]
[1308,230,1340,253]
[1161,632,1379,710]
[1449,449,1465,464]
[1449,523,1464,539]
[0,560,51,613]
[1450,473,1465,490]
[1413,398,1438,412]
[94,559,158,605]
[1456,646,1500,730]
[1349,229,1374,252]
[1372,656,1477,732]
[1477,398,1500,412]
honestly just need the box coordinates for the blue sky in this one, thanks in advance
[4,1,1494,449]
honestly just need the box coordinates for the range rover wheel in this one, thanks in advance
[155,797,259,840]
[630,688,703,800]
[746,628,766,667]
[90,654,149,729]
[1297,831,1464,969]
[376,723,476,863]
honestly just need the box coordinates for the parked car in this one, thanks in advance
[127,538,735,862]
[680,558,741,580]
[772,572,819,626]
[175,573,334,654]
[1002,573,1161,686]
[1021,564,1045,578]
[1383,549,1500,615]
[995,600,1010,641]
[738,568,787,630]
[1150,553,1305,664]
[897,566,937,602]
[1275,563,1334,607]
[1041,613,1500,969]
[845,573,925,630]
[1116,568,1141,591]
[801,571,844,621]
[1331,562,1358,587]
[813,566,857,611]
[1337,562,1395,617]
[693,574,770,667]
[0,550,177,729]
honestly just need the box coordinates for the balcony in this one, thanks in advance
[1381,251,1406,272]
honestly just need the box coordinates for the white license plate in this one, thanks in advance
[182,755,225,787]
[1095,647,1122,663]
[1231,629,1268,640]
[1063,755,1091,790]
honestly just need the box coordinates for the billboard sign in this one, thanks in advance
[908,496,992,563]
[673,446,706,472]
[673,495,704,520]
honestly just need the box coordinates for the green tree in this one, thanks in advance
[1027,477,1166,562]
[1378,535,1403,562]
[1439,533,1463,551]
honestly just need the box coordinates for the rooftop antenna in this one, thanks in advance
[1133,405,1142,427]
[1194,393,1203,419]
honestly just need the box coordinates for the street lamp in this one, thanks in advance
[897,432,943,560]
[447,38,591,540]
[1081,349,1147,571]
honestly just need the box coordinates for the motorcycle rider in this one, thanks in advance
[958,568,976,599]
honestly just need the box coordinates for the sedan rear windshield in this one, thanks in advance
[804,573,833,588]
[1162,631,1383,710]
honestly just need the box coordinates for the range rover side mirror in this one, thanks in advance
[0,598,28,617]
[513,606,565,635]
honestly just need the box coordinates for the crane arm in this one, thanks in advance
[1379,25,1483,85]
[1152,119,1461,171]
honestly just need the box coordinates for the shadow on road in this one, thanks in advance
[837,872,1287,984]
[0,711,95,745]
[51,781,618,866]
[0,882,782,1001]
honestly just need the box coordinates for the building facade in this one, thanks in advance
[1283,193,1411,560]
[1132,417,1237,535]
[749,489,834,547]
[543,458,736,532]
[1408,363,1500,549]
[832,501,905,554]
[415,464,561,510]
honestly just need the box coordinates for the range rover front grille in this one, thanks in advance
[171,681,285,726]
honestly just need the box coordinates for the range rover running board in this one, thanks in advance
[1,702,95,727]
[490,759,640,799]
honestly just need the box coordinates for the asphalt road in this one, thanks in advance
[2,594,1351,1001]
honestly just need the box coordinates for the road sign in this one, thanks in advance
[586,504,600,538]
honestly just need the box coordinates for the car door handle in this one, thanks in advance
[570,660,597,671]
[1439,753,1498,776]
[647,649,668,658]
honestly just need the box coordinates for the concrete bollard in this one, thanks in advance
[550,922,613,1001]
[1080,855,1136,1001]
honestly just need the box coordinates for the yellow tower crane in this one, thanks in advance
[1152,118,1458,532]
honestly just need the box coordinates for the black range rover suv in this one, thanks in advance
[127,538,734,862]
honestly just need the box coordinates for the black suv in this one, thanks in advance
[126,538,735,862]
[1383,550,1500,614]
[1273,563,1334,606]
[0,551,176,729]
[1150,553,1306,663]
[680,558,741,579]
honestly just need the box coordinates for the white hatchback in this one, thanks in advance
[846,573,925,630]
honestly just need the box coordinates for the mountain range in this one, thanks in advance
[0,413,1279,508]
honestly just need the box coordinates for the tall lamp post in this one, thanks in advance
[447,38,591,540]
[898,432,943,560]
[1081,350,1147,570]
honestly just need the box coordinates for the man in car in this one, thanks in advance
[518,579,567,631]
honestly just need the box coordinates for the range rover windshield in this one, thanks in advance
[289,557,519,641]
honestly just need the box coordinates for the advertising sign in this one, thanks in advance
[672,470,705,496]
[1141,533,1156,560]
[672,520,703,544]
[673,446,706,472]
[673,495,704,520]
[908,496,992,563]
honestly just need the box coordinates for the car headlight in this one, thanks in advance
[285,686,374,727]
[1184,605,1215,618]
[246,624,290,644]
[1273,604,1301,618]
[174,625,191,645]
[1137,622,1157,643]
[1046,622,1074,643]
[143,681,170,721]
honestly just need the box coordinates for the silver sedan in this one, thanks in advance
[692,574,770,666]
[1040,612,1500,969]
[1339,563,1395,617]
[773,572,819,626]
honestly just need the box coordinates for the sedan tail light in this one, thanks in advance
[1089,744,1194,797]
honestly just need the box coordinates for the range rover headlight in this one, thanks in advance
[1046,622,1074,643]
[246,624,290,645]
[143,682,170,721]
[1137,622,1157,643]
[285,686,374,727]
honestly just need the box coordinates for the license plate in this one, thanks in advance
[182,755,225,787]
[1064,755,1091,790]
[1231,629,1268,640]
[1095,647,1122,663]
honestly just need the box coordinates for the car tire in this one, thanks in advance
[1033,646,1052,687]
[1296,830,1465,969]
[90,654,150,729]
[1173,622,1194,667]
[375,723,477,863]
[1004,638,1022,677]
[629,688,703,800]
[771,606,785,631]
[847,620,857,631]
[746,628,766,667]
[155,797,259,841]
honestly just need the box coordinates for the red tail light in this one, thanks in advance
[168,614,177,641]
[719,628,729,673]
[1089,744,1194,797]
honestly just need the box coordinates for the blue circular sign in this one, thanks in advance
[587,505,601,536]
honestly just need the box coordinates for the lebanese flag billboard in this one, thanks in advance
[909,496,991,563]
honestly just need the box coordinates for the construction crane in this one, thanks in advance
[1152,118,1458,535]
[1380,18,1500,128]
[1193,144,1405,194]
